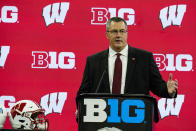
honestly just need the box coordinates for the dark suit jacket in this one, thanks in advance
[76,45,173,106]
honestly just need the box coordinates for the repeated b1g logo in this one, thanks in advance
[32,51,75,69]
[91,7,135,25]
[153,54,193,71]
[0,6,18,23]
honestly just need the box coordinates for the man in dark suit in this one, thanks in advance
[75,17,178,115]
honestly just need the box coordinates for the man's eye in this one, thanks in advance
[120,30,126,33]
[112,30,118,33]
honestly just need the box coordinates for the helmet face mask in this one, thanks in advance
[0,104,7,129]
[31,112,49,130]
[9,100,48,130]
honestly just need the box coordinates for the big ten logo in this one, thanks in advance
[91,7,135,25]
[0,96,16,112]
[0,6,18,23]
[32,51,75,69]
[83,99,145,123]
[153,54,193,71]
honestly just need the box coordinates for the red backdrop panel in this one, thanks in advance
[0,0,195,130]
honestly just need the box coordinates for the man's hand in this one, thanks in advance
[167,73,178,97]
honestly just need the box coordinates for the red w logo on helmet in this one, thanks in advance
[11,103,26,119]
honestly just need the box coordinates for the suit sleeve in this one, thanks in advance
[149,53,175,98]
[75,57,91,108]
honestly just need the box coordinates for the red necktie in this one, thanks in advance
[112,53,122,94]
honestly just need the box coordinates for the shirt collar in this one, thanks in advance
[109,44,128,57]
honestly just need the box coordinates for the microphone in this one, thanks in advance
[95,69,106,93]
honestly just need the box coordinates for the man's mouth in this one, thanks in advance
[115,39,122,42]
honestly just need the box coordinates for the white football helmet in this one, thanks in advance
[8,100,48,130]
[0,104,7,129]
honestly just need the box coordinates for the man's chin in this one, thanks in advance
[112,45,125,52]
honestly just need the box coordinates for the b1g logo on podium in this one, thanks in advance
[91,7,135,25]
[83,99,145,123]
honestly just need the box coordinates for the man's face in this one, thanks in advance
[106,21,127,52]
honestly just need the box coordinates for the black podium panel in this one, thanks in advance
[78,94,158,131]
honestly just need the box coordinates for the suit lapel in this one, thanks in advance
[125,46,136,93]
[100,49,110,93]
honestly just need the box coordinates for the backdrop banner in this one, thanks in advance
[0,0,195,131]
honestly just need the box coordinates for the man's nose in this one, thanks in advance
[115,32,122,37]
[116,31,121,35]
[116,32,122,37]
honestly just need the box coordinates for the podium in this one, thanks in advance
[78,93,159,131]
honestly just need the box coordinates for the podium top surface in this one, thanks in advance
[78,93,157,102]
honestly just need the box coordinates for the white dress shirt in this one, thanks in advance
[108,45,128,94]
